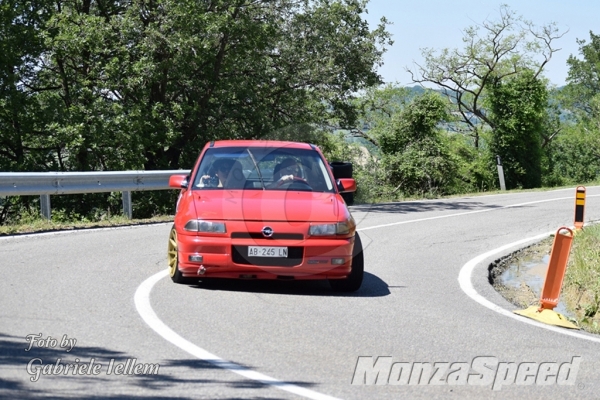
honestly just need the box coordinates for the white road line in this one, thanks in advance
[134,190,600,398]
[457,232,600,344]
[356,191,600,342]
[357,195,600,231]
[134,270,342,400]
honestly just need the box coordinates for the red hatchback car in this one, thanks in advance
[167,140,363,291]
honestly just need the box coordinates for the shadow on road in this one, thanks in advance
[187,271,394,297]
[0,332,300,399]
[351,200,503,214]
[0,332,168,399]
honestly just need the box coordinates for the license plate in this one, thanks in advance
[248,246,288,257]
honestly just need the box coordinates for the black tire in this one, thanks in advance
[341,192,354,206]
[330,161,353,179]
[168,226,194,284]
[330,161,354,205]
[329,232,364,292]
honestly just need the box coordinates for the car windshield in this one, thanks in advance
[192,146,335,192]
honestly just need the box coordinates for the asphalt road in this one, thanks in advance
[1,186,600,399]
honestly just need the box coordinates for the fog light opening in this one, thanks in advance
[331,258,345,265]
[277,275,295,280]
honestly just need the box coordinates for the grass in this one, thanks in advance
[563,224,600,333]
[0,214,174,236]
[354,179,600,204]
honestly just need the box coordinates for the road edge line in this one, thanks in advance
[134,269,343,400]
[458,231,600,344]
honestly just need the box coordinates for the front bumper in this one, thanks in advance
[175,222,355,280]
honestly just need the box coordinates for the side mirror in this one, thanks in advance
[336,178,356,193]
[169,174,189,189]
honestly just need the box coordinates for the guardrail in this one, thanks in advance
[0,170,191,219]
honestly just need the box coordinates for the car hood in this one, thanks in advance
[192,190,349,222]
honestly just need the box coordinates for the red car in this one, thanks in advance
[167,140,363,292]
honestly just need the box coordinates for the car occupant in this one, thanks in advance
[269,158,302,188]
[199,158,235,187]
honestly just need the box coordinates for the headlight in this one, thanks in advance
[184,219,226,233]
[309,221,353,236]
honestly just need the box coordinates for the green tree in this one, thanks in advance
[0,0,391,221]
[407,5,565,148]
[487,70,547,189]
[564,31,600,119]
[345,84,416,146]
[1,0,391,173]
[548,31,600,185]
[545,122,600,185]
[0,0,52,172]
[374,92,458,197]
[347,86,495,201]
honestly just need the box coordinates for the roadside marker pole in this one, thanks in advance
[514,227,579,329]
[574,186,586,230]
[539,227,574,311]
[496,155,506,191]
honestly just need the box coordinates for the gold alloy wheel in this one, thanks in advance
[168,228,178,278]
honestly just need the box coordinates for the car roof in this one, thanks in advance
[209,140,315,150]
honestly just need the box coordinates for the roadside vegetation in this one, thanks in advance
[1,3,599,220]
[0,213,173,236]
[564,224,600,333]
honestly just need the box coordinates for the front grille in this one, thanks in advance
[197,245,227,254]
[232,246,303,267]
[231,232,304,240]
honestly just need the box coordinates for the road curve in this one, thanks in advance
[1,186,600,399]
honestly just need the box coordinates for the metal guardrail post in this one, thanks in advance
[122,191,132,219]
[40,194,51,220]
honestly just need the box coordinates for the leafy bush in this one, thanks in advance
[544,124,600,185]
[447,133,497,193]
[371,92,460,198]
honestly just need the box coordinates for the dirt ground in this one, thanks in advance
[488,237,554,309]
[489,235,600,334]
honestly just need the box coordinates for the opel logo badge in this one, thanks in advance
[262,226,274,237]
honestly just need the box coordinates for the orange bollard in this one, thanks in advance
[514,227,578,329]
[539,227,574,311]
[574,186,586,230]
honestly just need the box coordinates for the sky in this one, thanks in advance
[361,0,599,87]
